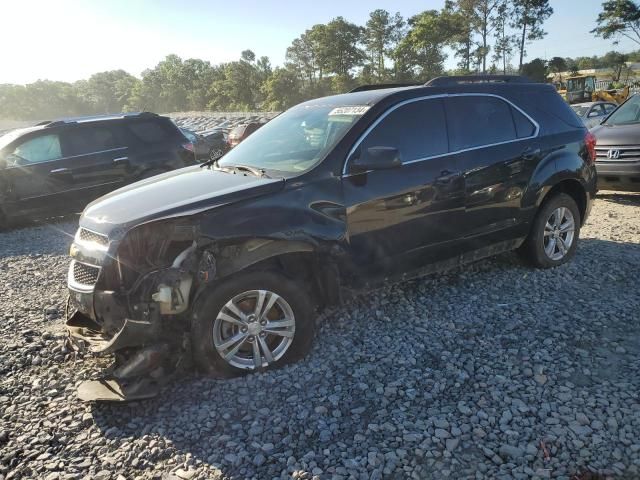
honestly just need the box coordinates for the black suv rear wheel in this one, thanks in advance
[191,271,315,376]
[519,192,581,268]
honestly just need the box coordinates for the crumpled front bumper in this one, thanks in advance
[66,309,160,355]
[65,307,174,402]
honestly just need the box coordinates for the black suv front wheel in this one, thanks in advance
[191,271,315,376]
[520,192,581,268]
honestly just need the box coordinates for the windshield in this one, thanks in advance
[571,105,589,117]
[217,104,368,174]
[604,95,640,126]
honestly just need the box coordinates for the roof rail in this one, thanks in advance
[40,112,158,128]
[349,83,422,93]
[425,75,531,87]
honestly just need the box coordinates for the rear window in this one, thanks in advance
[128,120,172,143]
[64,127,120,156]
[446,96,517,150]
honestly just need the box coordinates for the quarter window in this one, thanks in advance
[359,98,448,162]
[511,107,537,138]
[11,134,62,164]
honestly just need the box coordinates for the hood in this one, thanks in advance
[590,123,640,146]
[81,165,284,234]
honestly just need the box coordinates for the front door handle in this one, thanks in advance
[113,156,129,164]
[49,168,70,175]
[436,170,459,184]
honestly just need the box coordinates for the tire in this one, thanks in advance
[519,192,581,268]
[191,270,315,377]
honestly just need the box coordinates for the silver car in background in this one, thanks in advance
[571,101,617,129]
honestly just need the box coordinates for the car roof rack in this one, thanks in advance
[425,75,531,87]
[38,112,158,128]
[349,83,423,93]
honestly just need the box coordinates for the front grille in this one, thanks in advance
[73,261,100,287]
[78,228,109,247]
[595,145,640,163]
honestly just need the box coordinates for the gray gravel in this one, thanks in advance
[1,192,639,480]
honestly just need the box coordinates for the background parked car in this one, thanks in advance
[0,112,197,227]
[227,121,266,148]
[180,128,229,162]
[591,94,640,192]
[570,101,617,129]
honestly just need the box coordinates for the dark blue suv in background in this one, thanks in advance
[0,112,196,228]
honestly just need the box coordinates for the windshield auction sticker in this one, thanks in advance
[329,106,371,116]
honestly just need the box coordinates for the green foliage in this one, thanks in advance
[510,0,553,72]
[521,58,548,82]
[592,0,640,45]
[0,3,560,120]
[363,9,405,80]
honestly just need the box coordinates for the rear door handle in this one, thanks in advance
[113,156,129,164]
[49,168,70,175]
[436,169,459,184]
[521,147,541,160]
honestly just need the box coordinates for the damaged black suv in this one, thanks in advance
[66,76,597,401]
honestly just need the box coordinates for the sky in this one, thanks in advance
[1,0,638,85]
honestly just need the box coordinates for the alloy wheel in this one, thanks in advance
[543,206,575,261]
[213,290,295,370]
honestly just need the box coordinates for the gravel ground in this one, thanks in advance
[0,192,639,480]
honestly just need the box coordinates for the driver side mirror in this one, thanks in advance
[350,146,402,173]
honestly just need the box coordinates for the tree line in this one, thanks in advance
[2,0,638,120]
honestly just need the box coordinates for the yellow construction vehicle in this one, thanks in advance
[565,74,630,104]
[592,85,630,104]
[552,81,567,101]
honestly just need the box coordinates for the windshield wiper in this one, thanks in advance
[199,157,218,168]
[203,160,269,178]
[227,164,269,177]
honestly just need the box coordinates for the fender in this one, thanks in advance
[522,147,591,223]
[214,238,317,279]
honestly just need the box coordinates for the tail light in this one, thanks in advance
[182,142,195,153]
[585,132,596,164]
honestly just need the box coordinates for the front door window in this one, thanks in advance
[10,134,62,164]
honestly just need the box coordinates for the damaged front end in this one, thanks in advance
[66,220,213,401]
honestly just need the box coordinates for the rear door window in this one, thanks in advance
[64,127,121,156]
[359,98,448,162]
[11,134,62,164]
[128,120,170,143]
[603,103,616,114]
[445,96,520,151]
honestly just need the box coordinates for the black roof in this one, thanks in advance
[36,112,159,128]
[303,75,553,109]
